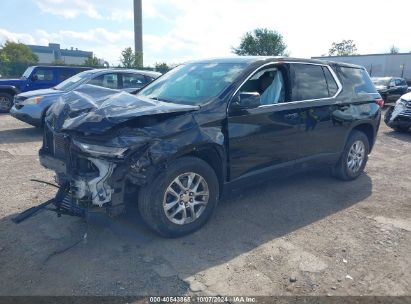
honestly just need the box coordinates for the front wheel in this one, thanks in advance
[333,130,370,181]
[138,157,219,238]
[0,93,13,113]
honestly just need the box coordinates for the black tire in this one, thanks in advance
[138,156,219,238]
[333,130,370,181]
[0,92,13,113]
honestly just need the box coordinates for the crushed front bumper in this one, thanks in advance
[386,102,411,128]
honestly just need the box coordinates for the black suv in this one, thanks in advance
[372,77,408,104]
[39,57,382,237]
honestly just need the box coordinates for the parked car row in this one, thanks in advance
[371,76,409,104]
[10,68,161,127]
[0,65,91,112]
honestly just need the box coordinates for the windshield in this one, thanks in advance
[138,62,247,105]
[21,67,34,79]
[54,70,96,92]
[372,78,390,86]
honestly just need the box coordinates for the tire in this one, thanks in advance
[138,156,219,238]
[333,130,370,181]
[0,92,13,113]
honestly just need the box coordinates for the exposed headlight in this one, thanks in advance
[396,98,407,106]
[73,139,128,158]
[23,96,43,105]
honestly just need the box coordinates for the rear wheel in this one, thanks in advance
[0,93,13,113]
[333,130,370,181]
[138,156,219,238]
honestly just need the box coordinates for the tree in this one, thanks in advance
[0,41,38,77]
[0,40,38,63]
[155,62,170,74]
[390,45,399,54]
[83,55,101,67]
[119,47,142,68]
[232,28,288,56]
[328,40,357,56]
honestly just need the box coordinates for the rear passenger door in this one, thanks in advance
[289,63,344,164]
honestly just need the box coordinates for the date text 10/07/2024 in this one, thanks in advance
[149,296,257,303]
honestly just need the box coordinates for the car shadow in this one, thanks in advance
[0,127,42,144]
[0,170,373,295]
[384,129,411,143]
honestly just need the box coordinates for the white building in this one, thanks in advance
[27,43,93,65]
[312,53,411,83]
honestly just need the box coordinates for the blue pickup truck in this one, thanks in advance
[0,65,90,112]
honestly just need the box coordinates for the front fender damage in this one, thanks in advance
[52,112,226,218]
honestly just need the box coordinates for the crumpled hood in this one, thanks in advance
[46,84,200,134]
[19,88,63,98]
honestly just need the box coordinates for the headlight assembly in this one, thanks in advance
[73,139,128,158]
[23,96,43,105]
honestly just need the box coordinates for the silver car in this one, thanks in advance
[10,68,161,127]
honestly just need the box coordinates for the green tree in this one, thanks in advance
[232,28,288,56]
[83,55,101,67]
[155,62,170,74]
[0,41,38,77]
[328,40,357,56]
[390,45,399,54]
[119,47,142,68]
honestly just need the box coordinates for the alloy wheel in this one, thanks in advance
[347,140,365,174]
[163,172,209,225]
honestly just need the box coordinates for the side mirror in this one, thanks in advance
[31,75,38,81]
[238,92,261,109]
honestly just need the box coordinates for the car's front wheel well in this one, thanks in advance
[185,147,224,196]
[351,123,375,151]
[0,89,16,97]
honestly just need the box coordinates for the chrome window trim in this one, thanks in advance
[228,61,343,111]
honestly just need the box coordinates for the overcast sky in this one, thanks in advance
[0,0,410,66]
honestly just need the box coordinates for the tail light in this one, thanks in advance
[375,98,384,108]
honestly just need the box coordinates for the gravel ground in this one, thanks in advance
[0,112,410,296]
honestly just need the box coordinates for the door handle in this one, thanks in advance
[285,113,299,120]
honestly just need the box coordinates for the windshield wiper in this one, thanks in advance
[150,96,174,103]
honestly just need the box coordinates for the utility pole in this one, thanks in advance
[134,0,143,67]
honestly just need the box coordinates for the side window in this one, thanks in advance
[292,64,329,101]
[322,67,339,96]
[122,73,147,88]
[59,69,75,82]
[339,67,377,94]
[33,69,54,81]
[88,73,118,89]
[238,67,286,105]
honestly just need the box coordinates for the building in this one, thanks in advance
[312,53,411,83]
[26,43,93,65]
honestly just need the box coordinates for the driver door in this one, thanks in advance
[227,63,302,180]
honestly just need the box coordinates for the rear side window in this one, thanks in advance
[292,64,329,101]
[322,67,339,96]
[122,73,147,88]
[339,67,377,94]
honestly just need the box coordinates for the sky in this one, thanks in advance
[0,0,410,67]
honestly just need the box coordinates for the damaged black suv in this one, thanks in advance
[39,57,382,237]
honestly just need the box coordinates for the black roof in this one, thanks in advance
[192,56,364,69]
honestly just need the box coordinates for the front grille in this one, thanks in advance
[53,134,66,159]
[43,126,67,160]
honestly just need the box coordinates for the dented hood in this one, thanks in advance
[46,84,200,134]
